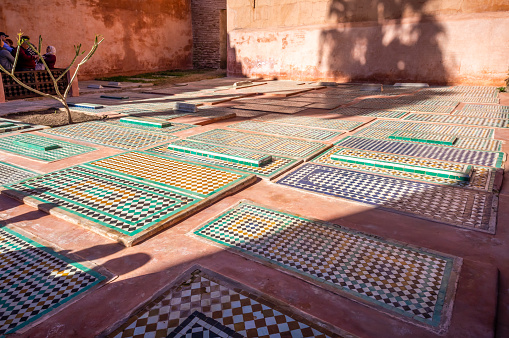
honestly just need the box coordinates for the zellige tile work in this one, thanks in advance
[459,104,509,112]
[106,268,341,338]
[0,134,95,162]
[365,120,495,138]
[277,163,497,232]
[187,129,330,159]
[0,228,107,335]
[232,103,308,114]
[195,202,461,329]
[254,114,366,130]
[227,120,342,141]
[0,161,38,185]
[327,108,408,119]
[0,117,46,134]
[105,119,195,134]
[404,113,509,128]
[3,152,255,246]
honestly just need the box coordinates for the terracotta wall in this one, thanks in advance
[227,1,509,85]
[0,0,193,79]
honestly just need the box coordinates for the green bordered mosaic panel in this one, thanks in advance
[118,116,172,128]
[43,121,178,150]
[0,118,33,134]
[0,161,38,185]
[146,144,300,180]
[105,120,195,134]
[227,121,342,141]
[0,134,95,162]
[187,129,330,159]
[404,113,509,128]
[254,114,366,131]
[195,202,460,329]
[312,146,494,190]
[0,228,106,335]
[388,131,457,145]
[327,108,409,119]
[3,152,254,245]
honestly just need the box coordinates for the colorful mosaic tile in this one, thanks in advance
[147,144,300,180]
[404,113,508,128]
[0,228,106,335]
[388,131,457,145]
[107,268,340,338]
[313,147,494,191]
[254,114,365,131]
[454,110,509,119]
[232,104,308,114]
[0,161,38,185]
[365,120,495,138]
[0,134,95,162]
[327,108,408,119]
[277,164,496,232]
[3,152,254,245]
[105,120,195,134]
[336,137,504,168]
[0,118,36,134]
[43,121,178,150]
[187,129,330,159]
[118,116,172,128]
[227,121,342,141]
[195,202,460,328]
[351,98,459,113]
[354,129,502,152]
[460,104,509,112]
[167,139,272,167]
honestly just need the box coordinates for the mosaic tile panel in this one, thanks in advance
[200,107,268,118]
[454,110,509,119]
[232,104,308,114]
[354,129,502,152]
[0,134,95,161]
[3,152,254,244]
[336,137,504,168]
[105,120,195,134]
[235,98,312,107]
[277,164,496,232]
[388,131,457,145]
[365,120,495,138]
[404,114,508,128]
[167,139,273,167]
[43,121,178,150]
[188,129,330,159]
[0,228,106,335]
[460,104,509,112]
[118,116,172,128]
[0,161,37,185]
[313,147,494,191]
[254,114,366,131]
[0,118,35,134]
[227,121,342,141]
[327,108,408,119]
[195,202,459,328]
[146,144,300,180]
[107,268,340,338]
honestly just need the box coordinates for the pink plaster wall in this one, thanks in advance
[227,11,509,85]
[0,0,193,79]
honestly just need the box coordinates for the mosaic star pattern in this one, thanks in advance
[277,164,496,232]
[0,228,105,335]
[195,203,458,327]
[227,121,342,140]
[0,134,95,161]
[0,161,38,185]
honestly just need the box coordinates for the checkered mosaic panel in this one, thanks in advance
[404,113,508,128]
[43,121,178,150]
[0,118,32,134]
[195,203,456,326]
[188,129,329,159]
[146,145,299,179]
[254,114,366,131]
[0,228,105,335]
[277,163,495,231]
[0,161,37,185]
[366,120,495,138]
[108,269,336,338]
[336,137,503,168]
[454,110,509,119]
[227,121,342,141]
[105,120,195,134]
[0,134,95,162]
[327,108,408,119]
[232,104,307,114]
[460,104,509,112]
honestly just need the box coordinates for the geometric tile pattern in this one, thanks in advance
[454,110,509,119]
[107,269,339,337]
[0,161,38,185]
[327,108,408,119]
[388,130,457,145]
[404,113,508,128]
[195,202,459,327]
[0,134,96,162]
[354,129,502,152]
[277,164,496,232]
[43,121,178,150]
[460,104,509,112]
[0,118,33,134]
[351,99,459,113]
[336,137,504,168]
[365,120,495,138]
[232,104,308,114]
[227,121,342,141]
[146,144,300,180]
[0,228,105,335]
[254,114,366,130]
[188,129,329,159]
[106,120,195,134]
[236,98,312,107]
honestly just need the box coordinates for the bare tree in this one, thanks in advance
[0,32,104,124]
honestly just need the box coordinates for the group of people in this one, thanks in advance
[0,32,57,71]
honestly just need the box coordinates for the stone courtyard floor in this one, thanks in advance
[0,79,508,337]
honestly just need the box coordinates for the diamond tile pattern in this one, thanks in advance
[0,228,105,335]
[404,114,508,128]
[327,108,408,119]
[227,121,342,140]
[365,120,495,138]
[195,203,458,326]
[277,164,495,232]
[0,161,37,185]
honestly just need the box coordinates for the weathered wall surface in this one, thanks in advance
[191,0,226,68]
[0,0,193,79]
[227,1,509,85]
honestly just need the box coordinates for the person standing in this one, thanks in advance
[16,36,38,71]
[0,32,13,53]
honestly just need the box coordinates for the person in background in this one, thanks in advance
[0,40,14,70]
[43,46,56,69]
[16,36,38,71]
[0,32,13,53]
